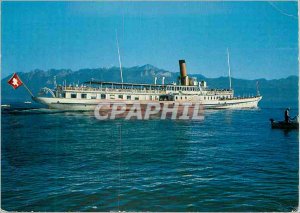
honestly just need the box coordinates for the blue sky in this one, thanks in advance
[2,1,298,79]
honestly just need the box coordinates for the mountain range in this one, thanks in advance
[1,65,298,108]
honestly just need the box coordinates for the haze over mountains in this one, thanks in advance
[2,65,298,108]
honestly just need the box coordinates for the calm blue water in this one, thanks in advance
[1,104,299,211]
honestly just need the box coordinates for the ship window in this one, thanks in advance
[62,93,66,98]
[176,96,178,100]
[91,95,96,99]
[185,96,187,100]
[127,95,131,100]
[71,94,77,98]
[135,97,139,100]
[101,94,106,99]
[81,94,87,99]
[110,95,115,99]
[204,97,206,100]
[159,95,173,101]
[118,95,123,99]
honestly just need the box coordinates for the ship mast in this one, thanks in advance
[116,30,124,88]
[227,48,232,90]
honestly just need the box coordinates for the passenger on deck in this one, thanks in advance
[284,108,290,123]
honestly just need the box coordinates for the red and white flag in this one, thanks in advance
[7,73,23,89]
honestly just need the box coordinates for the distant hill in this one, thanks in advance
[1,65,298,108]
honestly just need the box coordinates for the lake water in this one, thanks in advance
[1,103,299,211]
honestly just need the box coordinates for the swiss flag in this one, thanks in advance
[7,73,23,89]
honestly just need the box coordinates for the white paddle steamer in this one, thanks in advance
[33,60,262,111]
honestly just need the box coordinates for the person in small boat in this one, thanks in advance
[284,108,290,123]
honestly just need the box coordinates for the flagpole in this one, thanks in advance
[116,29,124,89]
[256,81,260,96]
[227,48,232,90]
[22,82,34,97]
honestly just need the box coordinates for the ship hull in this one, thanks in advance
[205,96,262,109]
[32,96,262,111]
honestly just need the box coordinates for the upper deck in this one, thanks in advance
[79,81,233,93]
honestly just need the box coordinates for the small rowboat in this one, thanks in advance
[270,118,299,130]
